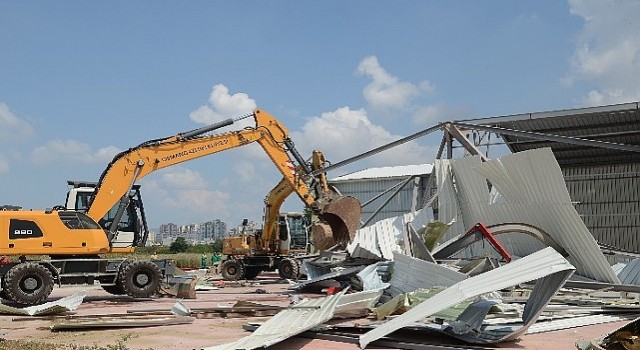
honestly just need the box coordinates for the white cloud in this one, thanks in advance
[157,167,208,189]
[357,56,434,113]
[292,107,434,168]
[94,146,122,163]
[566,0,640,105]
[189,84,257,129]
[0,103,35,172]
[141,167,231,221]
[0,102,35,141]
[30,139,121,165]
[231,160,258,183]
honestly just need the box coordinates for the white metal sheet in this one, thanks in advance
[359,247,575,348]
[439,148,618,283]
[205,291,345,350]
[0,290,86,316]
[387,252,467,298]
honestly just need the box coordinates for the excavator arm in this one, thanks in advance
[89,110,310,220]
[259,150,361,253]
[87,109,360,248]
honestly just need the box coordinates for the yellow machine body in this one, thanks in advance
[0,210,110,255]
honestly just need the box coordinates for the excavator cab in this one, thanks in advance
[65,181,150,251]
[278,212,309,254]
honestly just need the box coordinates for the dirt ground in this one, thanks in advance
[0,272,630,350]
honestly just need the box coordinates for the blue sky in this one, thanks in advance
[1,1,639,229]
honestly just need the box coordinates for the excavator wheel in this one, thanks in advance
[278,258,300,280]
[118,260,162,298]
[4,262,54,305]
[244,266,262,280]
[221,259,246,281]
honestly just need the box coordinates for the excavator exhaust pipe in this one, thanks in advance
[311,196,361,251]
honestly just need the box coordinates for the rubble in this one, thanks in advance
[202,148,640,350]
[204,290,347,350]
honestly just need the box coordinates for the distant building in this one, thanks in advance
[212,219,228,239]
[158,219,229,245]
[158,223,179,243]
[181,223,199,244]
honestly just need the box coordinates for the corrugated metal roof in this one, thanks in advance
[563,163,640,254]
[331,163,433,181]
[458,102,640,166]
[347,206,435,260]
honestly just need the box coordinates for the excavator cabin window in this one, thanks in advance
[74,192,136,232]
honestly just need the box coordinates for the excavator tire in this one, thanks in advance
[221,259,245,281]
[278,258,300,280]
[4,262,54,305]
[118,260,162,298]
[244,267,262,280]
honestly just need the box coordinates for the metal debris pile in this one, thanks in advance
[208,148,640,349]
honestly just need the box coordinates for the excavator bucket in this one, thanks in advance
[312,196,362,250]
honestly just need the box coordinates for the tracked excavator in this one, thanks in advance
[0,109,360,305]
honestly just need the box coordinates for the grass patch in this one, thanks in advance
[0,334,151,350]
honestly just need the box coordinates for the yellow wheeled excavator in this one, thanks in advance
[221,150,360,280]
[0,109,361,304]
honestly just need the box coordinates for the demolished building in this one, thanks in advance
[274,102,639,349]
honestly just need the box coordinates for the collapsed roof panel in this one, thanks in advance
[386,252,467,298]
[205,291,345,350]
[348,205,435,260]
[0,290,86,316]
[359,247,575,348]
[435,147,619,283]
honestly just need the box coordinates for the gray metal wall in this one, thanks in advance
[330,175,430,225]
[562,163,640,254]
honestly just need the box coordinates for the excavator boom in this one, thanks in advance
[88,109,361,250]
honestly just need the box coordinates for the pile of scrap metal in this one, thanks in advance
[577,316,640,350]
[208,148,640,350]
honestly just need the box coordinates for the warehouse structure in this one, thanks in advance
[329,102,639,257]
[459,102,640,256]
[330,164,432,226]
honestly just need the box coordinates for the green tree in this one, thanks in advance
[169,237,189,253]
[211,239,222,254]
